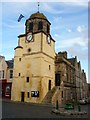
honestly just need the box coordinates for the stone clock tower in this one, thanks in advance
[11,12,55,103]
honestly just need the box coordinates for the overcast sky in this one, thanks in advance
[0,0,89,82]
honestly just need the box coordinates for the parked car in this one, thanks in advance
[85,97,90,103]
[79,98,87,104]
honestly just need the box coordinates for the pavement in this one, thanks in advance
[52,108,87,116]
[1,98,89,119]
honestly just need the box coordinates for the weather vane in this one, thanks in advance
[38,2,40,12]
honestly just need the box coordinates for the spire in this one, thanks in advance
[38,2,40,12]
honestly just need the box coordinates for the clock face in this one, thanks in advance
[47,35,50,43]
[27,34,32,41]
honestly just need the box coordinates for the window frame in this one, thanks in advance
[19,73,20,76]
[26,77,29,83]
[47,24,49,33]
[38,21,43,30]
[27,92,29,98]
[10,70,13,79]
[2,70,4,79]
[29,22,33,31]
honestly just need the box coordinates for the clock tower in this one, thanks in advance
[11,12,55,103]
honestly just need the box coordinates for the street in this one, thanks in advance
[1,99,89,119]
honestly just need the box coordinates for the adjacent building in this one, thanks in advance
[54,51,88,104]
[0,55,13,99]
[55,52,76,104]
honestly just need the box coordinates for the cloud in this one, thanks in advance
[2,2,37,20]
[67,45,88,59]
[77,26,84,32]
[62,0,88,7]
[1,0,89,3]
[0,41,2,53]
[3,22,24,28]
[41,3,64,14]
[55,37,88,65]
[56,37,88,49]
[67,29,72,32]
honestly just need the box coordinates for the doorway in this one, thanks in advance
[48,80,51,91]
[21,92,24,102]
[55,74,60,86]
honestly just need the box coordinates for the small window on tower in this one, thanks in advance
[19,58,21,61]
[49,65,51,70]
[28,48,31,52]
[27,92,29,98]
[29,22,33,31]
[38,21,43,30]
[26,77,29,82]
[19,73,20,76]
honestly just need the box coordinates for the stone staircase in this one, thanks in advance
[42,86,58,104]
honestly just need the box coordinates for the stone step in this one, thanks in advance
[42,86,58,104]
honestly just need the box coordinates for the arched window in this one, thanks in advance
[29,22,33,31]
[38,21,43,30]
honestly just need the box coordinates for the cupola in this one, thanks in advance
[25,12,51,35]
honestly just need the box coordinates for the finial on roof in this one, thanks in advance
[38,2,40,12]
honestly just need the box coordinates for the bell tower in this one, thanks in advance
[25,12,50,34]
[11,11,55,103]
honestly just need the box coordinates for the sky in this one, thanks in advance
[0,0,89,82]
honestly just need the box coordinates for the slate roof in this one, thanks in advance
[28,12,51,25]
[6,59,14,68]
[67,58,76,66]
[30,12,47,20]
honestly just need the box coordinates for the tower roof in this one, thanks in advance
[29,12,47,20]
[6,59,14,68]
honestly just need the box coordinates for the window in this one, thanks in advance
[28,48,31,52]
[0,71,1,79]
[48,80,51,91]
[49,65,51,70]
[26,77,29,82]
[2,70,4,78]
[47,24,49,33]
[27,92,29,98]
[62,91,63,98]
[10,70,13,79]
[0,70,5,79]
[19,73,20,76]
[29,22,33,31]
[38,21,43,30]
[55,74,60,86]
[19,58,21,61]
[66,73,68,81]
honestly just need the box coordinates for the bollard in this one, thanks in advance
[56,100,59,110]
[72,103,74,110]
[78,105,81,112]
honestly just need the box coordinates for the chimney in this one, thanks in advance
[58,51,67,58]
